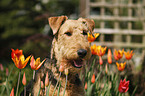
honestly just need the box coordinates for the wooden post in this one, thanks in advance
[126,0,132,46]
[80,0,90,17]
[113,0,122,48]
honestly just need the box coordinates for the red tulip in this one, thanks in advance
[11,49,31,69]
[11,49,22,59]
[91,74,95,83]
[118,79,129,93]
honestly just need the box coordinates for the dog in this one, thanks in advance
[31,16,95,96]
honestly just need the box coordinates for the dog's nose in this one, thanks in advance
[77,49,87,58]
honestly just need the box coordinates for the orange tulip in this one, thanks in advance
[124,50,134,60]
[107,49,112,64]
[96,46,107,56]
[30,56,46,70]
[114,49,124,60]
[59,65,64,72]
[90,45,107,56]
[22,72,26,86]
[91,74,95,83]
[116,62,126,71]
[41,81,44,88]
[85,82,87,90]
[45,72,49,87]
[99,56,103,65]
[11,49,31,69]
[87,32,99,43]
[10,88,14,96]
[90,44,98,55]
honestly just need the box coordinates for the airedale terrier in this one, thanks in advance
[31,16,95,96]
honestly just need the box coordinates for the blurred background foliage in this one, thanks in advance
[0,0,79,62]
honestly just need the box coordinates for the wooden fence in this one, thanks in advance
[80,0,145,51]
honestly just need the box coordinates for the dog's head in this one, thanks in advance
[48,16,95,73]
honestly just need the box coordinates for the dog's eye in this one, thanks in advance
[65,32,72,36]
[82,30,88,35]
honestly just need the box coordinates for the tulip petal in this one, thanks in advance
[35,58,46,70]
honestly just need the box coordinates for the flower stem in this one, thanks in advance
[33,70,35,80]
[46,81,51,96]
[52,72,61,96]
[24,86,26,96]
[63,75,68,96]
[37,80,41,96]
[16,69,21,96]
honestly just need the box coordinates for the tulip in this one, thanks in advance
[30,56,46,70]
[22,72,26,86]
[114,51,119,60]
[11,49,31,69]
[0,63,4,71]
[85,82,87,90]
[59,65,64,72]
[107,49,112,64]
[99,56,103,65]
[116,62,126,71]
[91,74,95,83]
[114,49,124,60]
[87,32,99,42]
[10,88,14,96]
[22,72,26,96]
[41,81,44,88]
[90,45,107,56]
[118,79,129,93]
[11,49,23,59]
[65,68,69,75]
[90,44,98,55]
[12,55,31,69]
[96,46,107,56]
[124,50,134,60]
[45,72,49,87]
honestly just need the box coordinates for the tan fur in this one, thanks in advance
[32,16,95,96]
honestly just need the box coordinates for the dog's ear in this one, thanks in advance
[48,16,68,35]
[78,18,95,33]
